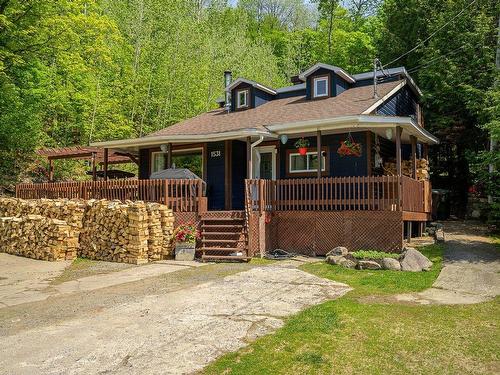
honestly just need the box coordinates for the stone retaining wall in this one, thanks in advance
[0,198,174,264]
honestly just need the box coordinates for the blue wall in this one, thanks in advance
[279,132,368,178]
[231,140,247,210]
[206,141,226,210]
[376,86,417,117]
[139,148,150,179]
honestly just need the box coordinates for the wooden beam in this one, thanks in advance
[410,135,417,179]
[316,130,322,179]
[395,126,402,176]
[91,152,97,181]
[103,148,109,181]
[366,131,372,176]
[166,143,172,168]
[48,159,54,182]
[246,136,252,179]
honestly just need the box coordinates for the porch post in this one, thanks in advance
[91,152,97,181]
[316,130,322,179]
[423,143,429,161]
[366,131,372,176]
[395,126,402,176]
[410,135,417,179]
[103,148,109,181]
[246,136,252,179]
[166,143,172,168]
[48,159,54,182]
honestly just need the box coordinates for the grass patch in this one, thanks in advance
[304,244,443,297]
[249,257,276,266]
[51,257,134,284]
[351,250,400,260]
[203,244,500,374]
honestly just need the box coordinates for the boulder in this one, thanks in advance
[400,248,433,272]
[338,257,357,269]
[326,246,348,257]
[435,229,445,242]
[381,257,401,271]
[356,260,381,270]
[325,255,344,265]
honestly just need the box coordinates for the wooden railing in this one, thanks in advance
[16,179,206,212]
[245,176,431,213]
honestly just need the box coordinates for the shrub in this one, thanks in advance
[351,250,399,260]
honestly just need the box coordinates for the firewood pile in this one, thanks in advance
[0,198,174,264]
[0,215,78,261]
[383,159,429,180]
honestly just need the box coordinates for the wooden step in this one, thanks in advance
[201,254,251,262]
[199,246,244,252]
[201,231,241,236]
[201,218,244,222]
[201,239,244,244]
[201,224,243,229]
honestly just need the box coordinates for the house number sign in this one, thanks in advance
[210,150,221,158]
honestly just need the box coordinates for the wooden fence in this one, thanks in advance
[16,179,206,212]
[246,176,431,214]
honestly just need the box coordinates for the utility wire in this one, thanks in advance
[406,44,469,74]
[382,0,479,69]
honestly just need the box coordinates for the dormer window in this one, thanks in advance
[313,76,329,98]
[236,89,249,109]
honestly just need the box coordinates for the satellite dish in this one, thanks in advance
[280,134,288,145]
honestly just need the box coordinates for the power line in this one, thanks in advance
[382,0,479,69]
[406,44,469,74]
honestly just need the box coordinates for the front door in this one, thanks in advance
[254,146,276,180]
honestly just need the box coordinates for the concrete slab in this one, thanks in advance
[0,254,70,308]
[0,266,351,375]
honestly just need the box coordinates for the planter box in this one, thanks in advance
[175,242,196,261]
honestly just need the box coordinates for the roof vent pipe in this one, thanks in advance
[224,70,232,112]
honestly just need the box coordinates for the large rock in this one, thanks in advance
[400,248,433,272]
[356,260,381,270]
[326,246,348,257]
[338,257,357,269]
[381,257,401,271]
[325,255,344,265]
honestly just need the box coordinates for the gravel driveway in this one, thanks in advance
[0,261,350,375]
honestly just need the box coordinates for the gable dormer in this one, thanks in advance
[298,63,355,100]
[225,78,276,111]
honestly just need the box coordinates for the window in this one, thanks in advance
[236,89,248,108]
[151,151,165,173]
[313,76,329,98]
[289,151,326,173]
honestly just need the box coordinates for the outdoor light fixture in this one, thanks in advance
[280,134,288,144]
[160,144,168,153]
[385,128,393,140]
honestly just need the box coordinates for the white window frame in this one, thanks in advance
[253,145,277,180]
[236,89,249,109]
[151,151,166,174]
[150,147,204,177]
[289,151,326,174]
[313,76,329,98]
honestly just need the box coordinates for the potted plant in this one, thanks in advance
[173,222,200,261]
[294,137,310,156]
[337,134,362,157]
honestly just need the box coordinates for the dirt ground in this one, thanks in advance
[0,257,350,375]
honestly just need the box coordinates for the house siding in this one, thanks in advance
[279,131,368,178]
[139,148,151,179]
[231,140,247,210]
[376,86,417,117]
[276,88,306,99]
[206,141,226,210]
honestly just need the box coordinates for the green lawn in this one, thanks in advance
[203,245,500,375]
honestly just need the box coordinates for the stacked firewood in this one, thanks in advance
[0,198,174,264]
[79,200,149,264]
[383,159,429,181]
[0,215,78,261]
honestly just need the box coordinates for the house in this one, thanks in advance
[18,63,438,261]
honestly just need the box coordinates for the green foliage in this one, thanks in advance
[351,250,399,259]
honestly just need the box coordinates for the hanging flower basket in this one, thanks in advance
[337,134,362,157]
[294,138,310,156]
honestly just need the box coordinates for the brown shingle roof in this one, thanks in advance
[148,80,403,137]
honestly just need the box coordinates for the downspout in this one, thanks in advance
[249,136,264,179]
